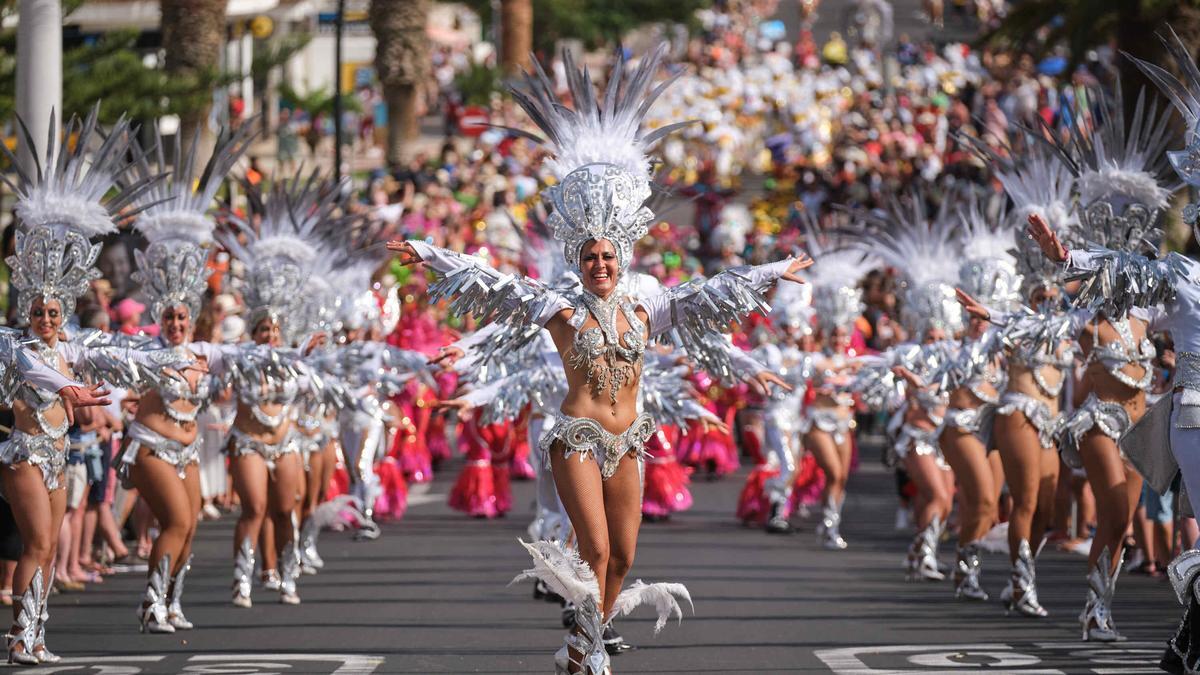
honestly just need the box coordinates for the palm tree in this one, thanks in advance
[501,0,532,74]
[369,0,429,167]
[160,0,227,144]
[278,81,363,156]
[986,0,1200,103]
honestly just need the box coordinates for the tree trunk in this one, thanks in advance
[370,0,429,171]
[500,0,532,74]
[160,0,227,145]
[386,84,418,166]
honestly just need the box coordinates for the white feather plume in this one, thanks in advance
[609,580,694,634]
[509,46,683,183]
[959,193,1016,264]
[131,124,256,247]
[858,193,960,288]
[510,539,600,607]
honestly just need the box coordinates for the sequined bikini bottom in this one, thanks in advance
[894,423,948,469]
[0,430,65,490]
[939,404,996,449]
[540,411,655,480]
[1058,393,1132,469]
[799,408,852,445]
[996,391,1062,450]
[227,428,300,471]
[117,421,200,485]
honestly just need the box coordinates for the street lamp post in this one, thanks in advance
[333,0,345,184]
[15,0,63,175]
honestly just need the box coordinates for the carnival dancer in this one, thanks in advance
[787,214,876,547]
[435,244,783,654]
[0,109,193,664]
[735,285,814,534]
[853,192,963,576]
[119,123,256,632]
[1042,84,1176,641]
[937,194,1021,601]
[333,282,421,527]
[390,46,809,674]
[217,172,341,607]
[960,128,1081,618]
[1007,28,1200,665]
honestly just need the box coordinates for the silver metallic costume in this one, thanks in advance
[414,46,801,672]
[0,107,169,664]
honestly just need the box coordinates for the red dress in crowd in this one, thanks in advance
[678,372,741,479]
[447,416,514,518]
[642,424,694,519]
[389,380,435,484]
[509,410,536,480]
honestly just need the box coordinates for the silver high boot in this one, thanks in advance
[954,542,988,601]
[1001,538,1048,617]
[1080,547,1125,641]
[167,555,194,630]
[6,568,41,666]
[138,555,175,633]
[233,538,254,608]
[817,497,848,550]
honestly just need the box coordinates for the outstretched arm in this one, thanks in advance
[390,240,571,331]
[638,255,811,340]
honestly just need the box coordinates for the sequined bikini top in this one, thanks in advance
[1083,317,1155,391]
[237,372,300,428]
[17,339,69,440]
[1010,343,1072,398]
[566,291,647,411]
[963,341,1006,405]
[151,340,212,423]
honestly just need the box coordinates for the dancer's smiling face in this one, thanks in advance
[253,317,282,347]
[580,239,619,297]
[161,304,192,346]
[29,297,62,344]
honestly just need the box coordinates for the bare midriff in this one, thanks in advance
[547,306,645,436]
[1077,317,1149,424]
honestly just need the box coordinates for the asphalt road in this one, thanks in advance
[42,447,1178,675]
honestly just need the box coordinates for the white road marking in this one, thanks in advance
[815,642,1163,674]
[187,654,385,675]
[814,643,1062,674]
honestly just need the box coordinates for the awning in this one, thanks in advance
[61,0,279,31]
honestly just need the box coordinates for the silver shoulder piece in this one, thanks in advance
[1064,246,1183,318]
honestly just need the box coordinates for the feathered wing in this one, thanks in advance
[510,539,600,608]
[609,579,694,634]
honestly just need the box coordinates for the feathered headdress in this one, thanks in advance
[853,190,962,339]
[1125,26,1200,228]
[1046,84,1176,254]
[962,128,1077,298]
[797,210,876,337]
[0,107,160,321]
[507,46,690,273]
[220,170,348,340]
[322,219,397,336]
[957,190,1022,313]
[129,125,256,322]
